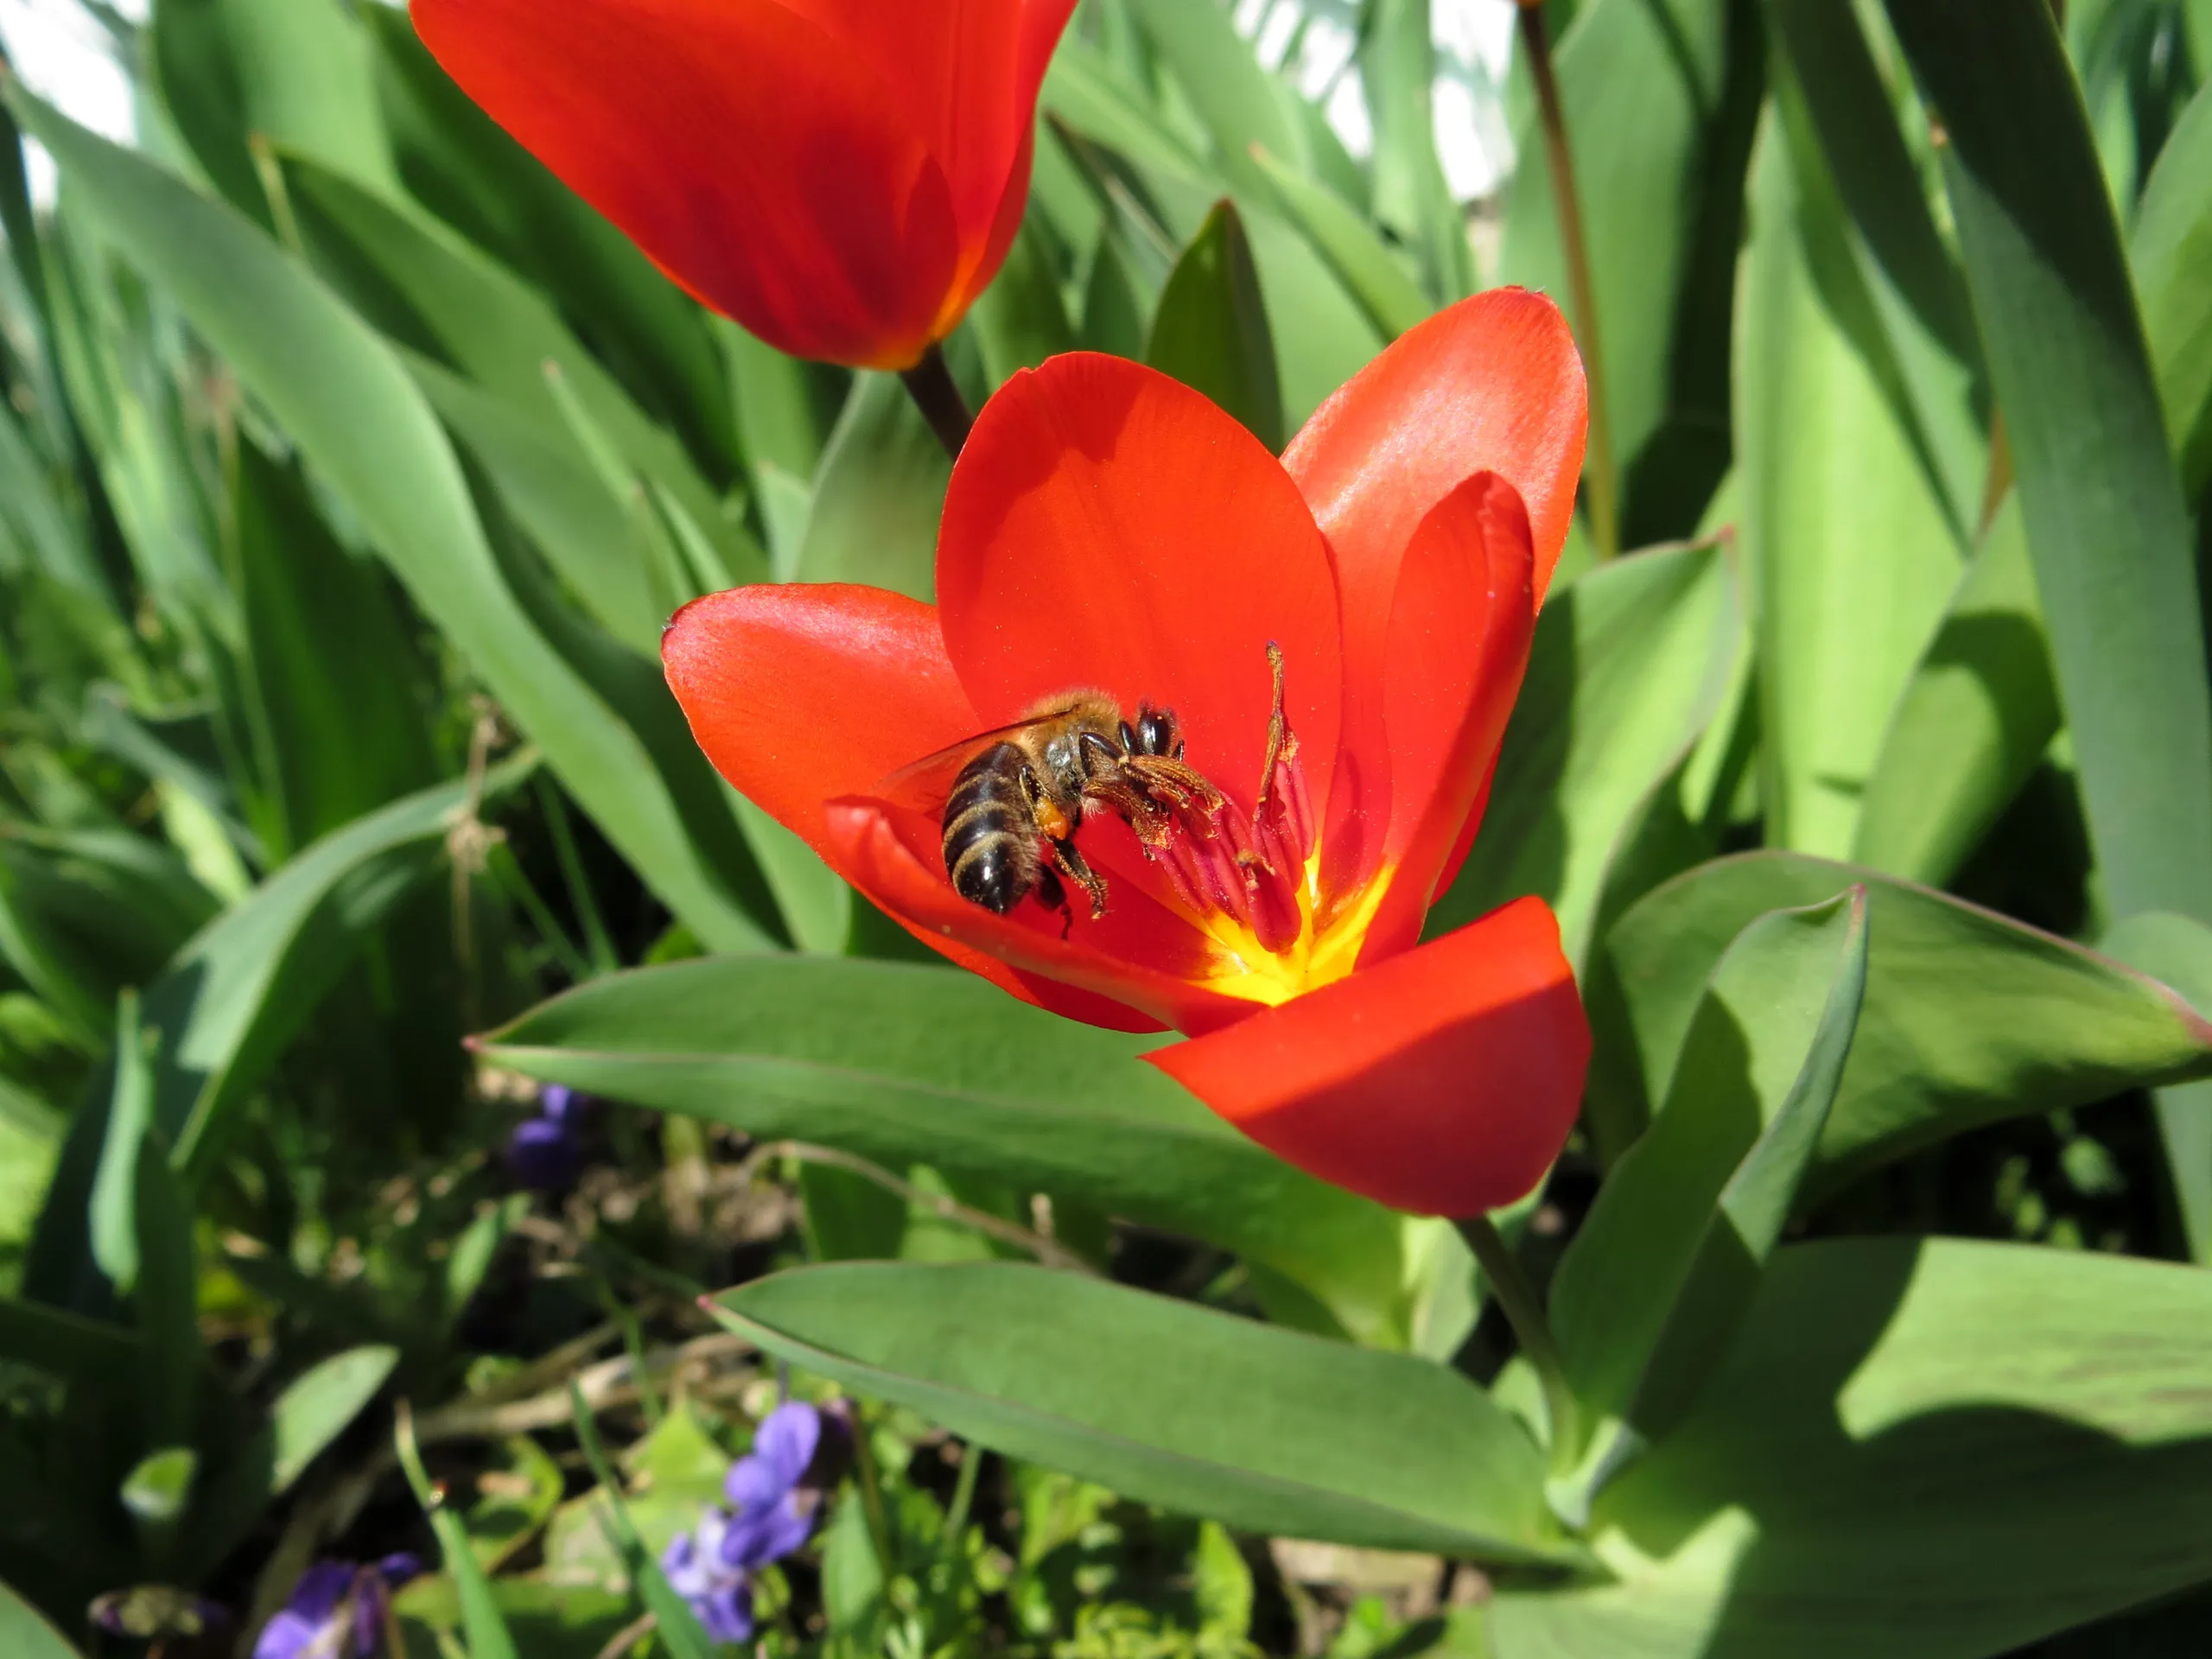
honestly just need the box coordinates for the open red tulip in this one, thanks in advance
[412,0,1077,370]
[666,290,1593,1216]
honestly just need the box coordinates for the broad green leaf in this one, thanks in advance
[1887,0,2212,1264]
[1737,104,1965,859]
[2133,78,2212,498]
[404,353,659,650]
[1586,852,2212,1184]
[1146,200,1283,450]
[0,830,216,1046]
[1766,0,1986,531]
[1360,0,1476,304]
[8,92,773,954]
[0,1580,78,1659]
[1853,498,2058,887]
[281,156,760,598]
[2104,909,2212,1019]
[710,1262,1576,1564]
[1431,538,1740,964]
[1121,0,1306,194]
[969,218,1077,390]
[24,762,534,1314]
[1497,1237,2212,1656]
[1246,145,1431,342]
[360,4,740,481]
[151,0,396,222]
[1499,0,1762,542]
[791,372,949,600]
[232,439,436,858]
[0,1294,137,1395]
[1044,43,1383,425]
[1554,893,1867,1470]
[1885,0,2212,930]
[465,1436,564,1573]
[479,956,1413,1345]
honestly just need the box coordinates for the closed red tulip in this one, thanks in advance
[665,290,1592,1217]
[413,0,1078,369]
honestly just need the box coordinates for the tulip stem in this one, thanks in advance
[900,342,975,460]
[1517,1,1619,561]
[1456,1214,1580,1471]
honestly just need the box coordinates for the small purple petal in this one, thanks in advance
[539,1084,589,1127]
[505,1116,582,1191]
[252,1610,320,1659]
[696,1582,755,1645]
[720,1495,816,1572]
[750,1402,822,1488]
[374,1552,423,1590]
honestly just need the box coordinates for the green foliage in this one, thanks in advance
[2,0,2211,1654]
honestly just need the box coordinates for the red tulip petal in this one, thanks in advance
[1285,289,1586,612]
[938,353,1344,822]
[1355,474,1537,962]
[784,0,1073,245]
[1286,291,1580,908]
[1147,896,1589,1217]
[415,0,958,367]
[828,797,1252,1034]
[663,585,980,854]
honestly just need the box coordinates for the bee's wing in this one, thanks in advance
[871,705,1083,809]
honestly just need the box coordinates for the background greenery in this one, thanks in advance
[3,0,2212,1654]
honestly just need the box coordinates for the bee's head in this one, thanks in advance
[1131,703,1181,758]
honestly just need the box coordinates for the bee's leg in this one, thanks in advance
[1045,836,1109,919]
[1033,863,1074,938]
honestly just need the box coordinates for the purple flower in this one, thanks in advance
[505,1086,593,1191]
[253,1555,419,1659]
[662,1510,756,1645]
[661,1402,848,1643]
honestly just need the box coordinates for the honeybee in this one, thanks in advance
[898,692,1224,923]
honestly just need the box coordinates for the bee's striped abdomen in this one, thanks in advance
[942,743,1039,913]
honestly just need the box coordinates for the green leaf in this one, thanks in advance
[119,1446,197,1528]
[1146,200,1283,450]
[1121,0,1306,194]
[232,438,437,857]
[2104,909,2212,1019]
[1586,852,2212,1184]
[479,957,1413,1345]
[1496,1237,2212,1656]
[1430,538,1740,963]
[1885,0,2212,931]
[151,0,397,222]
[396,1434,520,1659]
[1499,0,1764,541]
[567,1386,718,1659]
[1554,893,1867,1470]
[360,3,741,483]
[24,763,533,1314]
[0,1579,79,1659]
[1766,0,1986,530]
[1736,102,1967,859]
[710,1262,1577,1565]
[1044,44,1385,426]
[465,1435,564,1573]
[969,218,1077,390]
[280,155,760,603]
[7,90,774,956]
[1245,144,1432,342]
[394,1579,633,1659]
[1853,497,2058,887]
[1358,0,1476,304]
[791,372,950,599]
[2133,78,2212,499]
[0,1294,137,1395]
[1887,0,2212,1266]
